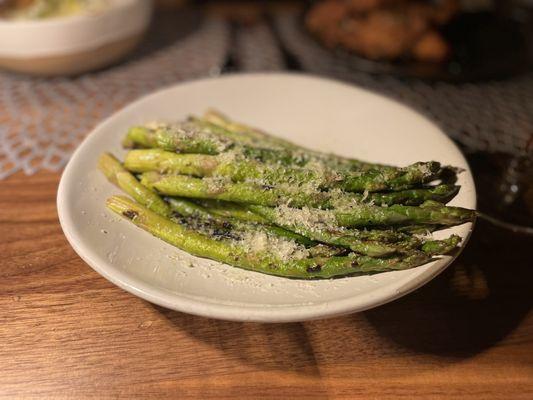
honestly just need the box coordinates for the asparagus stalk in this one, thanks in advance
[123,123,321,170]
[138,167,456,210]
[166,197,416,258]
[123,149,220,177]
[123,121,442,183]
[185,199,412,257]
[204,110,468,180]
[396,225,441,234]
[165,197,211,219]
[139,172,332,208]
[124,149,447,195]
[341,162,441,192]
[192,205,407,257]
[174,199,351,257]
[250,201,475,231]
[252,205,464,255]
[332,184,460,207]
[123,124,232,155]
[422,235,461,256]
[194,199,418,245]
[166,197,317,248]
[98,153,171,217]
[167,194,457,258]
[366,185,459,206]
[106,195,433,279]
[192,199,269,223]
[123,149,329,185]
[335,201,475,227]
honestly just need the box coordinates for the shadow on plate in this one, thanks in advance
[154,219,532,373]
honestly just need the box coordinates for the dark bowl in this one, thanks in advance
[302,5,533,82]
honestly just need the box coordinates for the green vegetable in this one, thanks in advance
[139,172,332,208]
[122,121,433,180]
[250,201,474,230]
[98,110,475,280]
[250,204,463,256]
[191,199,269,223]
[125,149,448,196]
[106,195,434,279]
[166,197,316,248]
[98,153,171,217]
[123,125,231,155]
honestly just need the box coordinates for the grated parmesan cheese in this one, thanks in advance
[239,231,309,262]
[217,150,238,164]
[204,177,228,194]
[273,205,337,234]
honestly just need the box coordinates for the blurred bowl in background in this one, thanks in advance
[301,0,533,82]
[0,0,152,76]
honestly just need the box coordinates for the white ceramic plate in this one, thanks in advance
[57,73,476,322]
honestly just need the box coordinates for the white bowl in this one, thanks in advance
[57,73,476,322]
[0,0,152,76]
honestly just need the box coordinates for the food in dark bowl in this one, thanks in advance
[305,0,459,63]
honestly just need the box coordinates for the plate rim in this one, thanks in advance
[57,72,476,323]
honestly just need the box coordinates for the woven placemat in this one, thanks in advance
[0,13,229,179]
[233,22,286,72]
[275,14,533,157]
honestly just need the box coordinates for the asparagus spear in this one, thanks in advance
[251,204,467,255]
[106,195,433,279]
[193,204,404,257]
[336,201,475,227]
[123,121,443,184]
[123,124,232,155]
[124,149,446,195]
[139,172,332,208]
[166,197,317,248]
[191,199,269,223]
[166,197,416,257]
[250,201,475,231]
[123,123,294,159]
[138,167,456,211]
[165,197,211,219]
[168,197,345,258]
[422,235,461,256]
[123,149,220,177]
[396,225,441,234]
[341,162,441,192]
[194,199,420,245]
[123,149,330,185]
[104,152,465,245]
[98,153,171,217]
[332,184,460,207]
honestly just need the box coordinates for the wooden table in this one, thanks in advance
[1,171,532,399]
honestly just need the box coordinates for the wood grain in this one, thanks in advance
[1,171,532,399]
